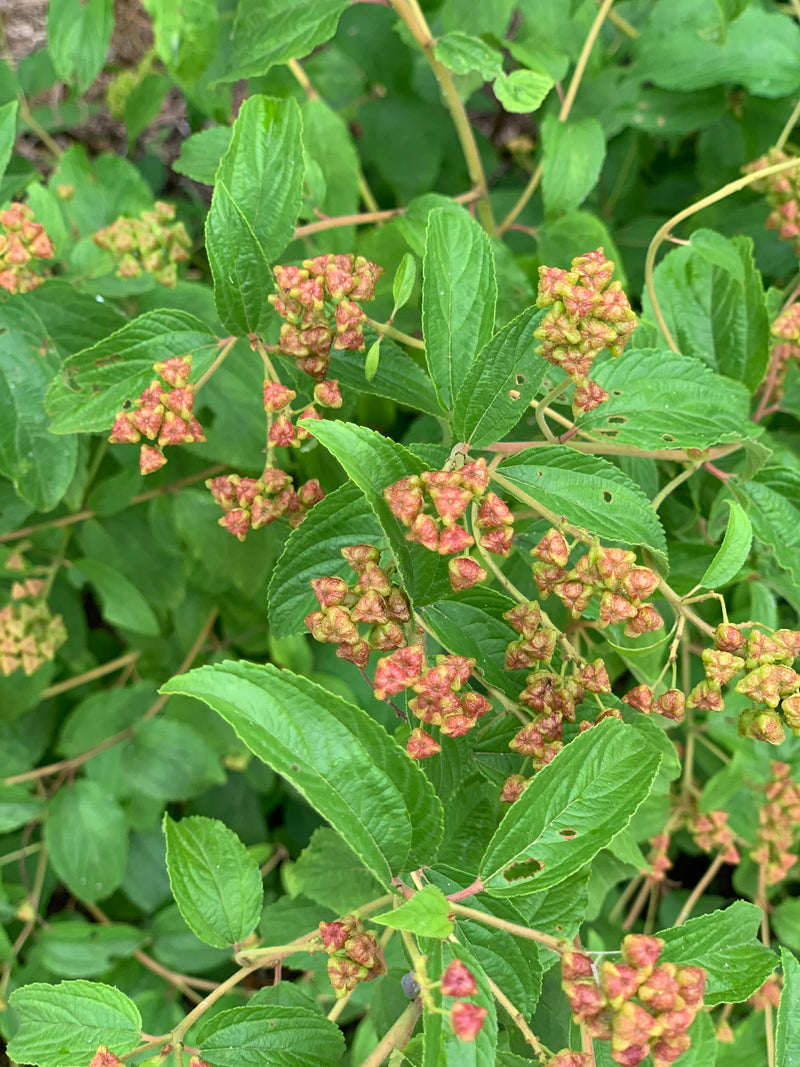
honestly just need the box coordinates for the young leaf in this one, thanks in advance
[364,337,381,382]
[47,0,114,94]
[495,446,669,568]
[372,885,454,938]
[479,718,661,896]
[422,206,497,410]
[161,660,444,884]
[7,980,142,1067]
[163,814,264,949]
[433,32,504,80]
[392,252,417,313]
[701,500,753,588]
[452,305,547,448]
[146,0,218,83]
[0,100,19,185]
[776,947,800,1067]
[541,116,606,218]
[45,780,129,904]
[195,1004,345,1065]
[493,70,554,113]
[225,0,350,82]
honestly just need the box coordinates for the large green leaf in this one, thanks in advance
[479,718,661,896]
[493,70,554,113]
[452,306,547,448]
[224,0,350,82]
[7,980,141,1067]
[173,126,233,185]
[422,207,497,410]
[44,780,128,904]
[36,921,144,979]
[144,0,218,83]
[777,948,800,1067]
[495,445,669,568]
[195,1004,345,1065]
[19,280,127,360]
[302,98,359,233]
[47,0,114,94]
[46,309,219,434]
[541,115,606,218]
[744,467,800,587]
[161,661,444,884]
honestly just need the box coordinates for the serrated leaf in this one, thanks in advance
[373,885,454,938]
[422,207,497,410]
[195,1004,345,1065]
[329,330,441,415]
[45,309,218,434]
[744,467,800,587]
[161,661,444,884]
[163,814,264,949]
[393,252,417,311]
[7,980,142,1067]
[283,827,384,913]
[224,0,350,82]
[45,780,128,904]
[495,445,669,568]
[433,32,504,79]
[19,280,127,360]
[72,557,159,636]
[0,100,19,185]
[479,719,661,896]
[36,921,144,979]
[172,125,232,184]
[541,115,606,217]
[452,305,547,448]
[701,500,752,588]
[47,0,114,94]
[777,947,800,1067]
[493,69,554,113]
[658,901,777,1004]
[581,347,759,450]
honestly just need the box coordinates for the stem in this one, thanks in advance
[488,439,743,463]
[449,902,567,953]
[535,378,571,443]
[622,878,653,931]
[776,96,800,153]
[673,852,726,927]
[357,1000,422,1067]
[608,875,644,925]
[483,974,548,1063]
[292,191,481,241]
[39,651,141,701]
[645,157,800,352]
[287,58,318,100]
[0,841,44,867]
[650,460,704,512]
[604,2,639,38]
[171,962,263,1044]
[366,317,426,350]
[659,580,716,639]
[195,337,237,391]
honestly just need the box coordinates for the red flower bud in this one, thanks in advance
[621,567,660,601]
[406,727,441,759]
[450,1001,487,1042]
[621,934,663,971]
[624,604,664,637]
[458,458,489,495]
[500,773,529,803]
[600,961,642,1008]
[479,526,514,555]
[441,960,478,997]
[384,476,425,526]
[154,355,192,388]
[578,658,611,693]
[314,379,343,408]
[219,508,250,541]
[139,443,167,475]
[503,601,541,638]
[437,524,474,555]
[341,544,381,572]
[428,484,473,525]
[109,411,140,444]
[598,590,637,627]
[345,931,378,968]
[475,492,514,528]
[653,689,685,723]
[688,679,724,711]
[374,645,424,700]
[714,623,746,655]
[336,640,371,668]
[534,528,570,567]
[89,1049,123,1067]
[548,1051,594,1067]
[311,576,349,608]
[448,555,487,591]
[328,954,368,995]
[263,380,296,412]
[268,414,299,448]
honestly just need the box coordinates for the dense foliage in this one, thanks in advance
[2,1,800,1064]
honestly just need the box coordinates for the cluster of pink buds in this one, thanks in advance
[268,255,383,380]
[0,203,55,293]
[749,976,782,1012]
[743,149,800,253]
[561,935,706,1066]
[109,355,204,474]
[547,1052,593,1067]
[93,201,190,288]
[305,545,411,668]
[646,831,673,884]
[750,761,800,886]
[207,468,323,540]
[765,302,800,396]
[319,915,386,998]
[691,811,740,865]
[0,580,67,677]
[440,960,487,1042]
[263,377,342,449]
[533,531,663,637]
[622,684,686,724]
[384,458,514,592]
[534,248,637,416]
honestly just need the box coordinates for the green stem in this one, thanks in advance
[449,902,567,953]
[366,317,426,350]
[776,96,800,152]
[357,1001,422,1067]
[650,460,704,512]
[535,378,571,443]
[195,336,237,391]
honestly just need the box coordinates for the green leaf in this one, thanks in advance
[657,901,777,1005]
[225,0,350,82]
[701,500,752,588]
[0,302,78,510]
[45,780,128,903]
[644,231,769,392]
[743,467,800,587]
[7,980,142,1067]
[283,827,384,914]
[163,814,264,949]
[46,309,219,434]
[364,338,381,382]
[195,1004,345,1065]
[47,0,114,94]
[777,947,800,1067]
[0,785,44,833]
[393,252,417,312]
[71,557,160,636]
[495,445,669,569]
[145,0,218,83]
[172,125,232,184]
[303,98,360,231]
[372,885,454,938]
[329,330,441,416]
[433,32,504,80]
[479,718,661,896]
[121,718,225,800]
[0,100,19,185]
[541,115,606,217]
[537,211,627,289]
[19,280,127,360]
[57,681,156,758]
[581,348,758,450]
[422,206,497,410]
[452,305,547,448]
[36,921,144,979]
[493,69,554,113]
[161,661,444,884]
[422,941,498,1066]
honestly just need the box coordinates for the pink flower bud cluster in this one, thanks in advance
[263,376,342,449]
[383,459,513,592]
[534,248,638,416]
[440,960,487,1041]
[108,355,205,475]
[691,810,740,865]
[0,581,67,677]
[743,149,800,253]
[533,533,663,637]
[622,685,686,724]
[765,302,800,396]
[207,467,324,540]
[0,203,55,294]
[750,761,800,886]
[89,1048,123,1067]
[561,935,706,1067]
[305,545,411,669]
[93,201,190,288]
[749,976,782,1012]
[319,915,386,998]
[268,255,383,381]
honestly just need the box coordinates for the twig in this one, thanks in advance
[673,853,726,927]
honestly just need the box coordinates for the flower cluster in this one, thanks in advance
[263,377,342,450]
[92,201,191,288]
[268,255,383,380]
[319,915,386,998]
[207,469,324,540]
[534,248,638,415]
[646,831,673,884]
[743,149,800,253]
[532,532,663,637]
[441,960,487,1042]
[765,302,800,396]
[750,761,800,886]
[0,581,67,677]
[622,685,686,724]
[109,355,205,474]
[373,645,490,756]
[384,459,514,592]
[691,810,740,865]
[304,545,411,668]
[90,1048,124,1067]
[0,203,55,294]
[689,623,800,744]
[561,935,706,1067]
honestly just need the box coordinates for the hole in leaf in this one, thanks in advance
[607,416,627,425]
[94,352,123,368]
[611,389,622,397]
[558,827,577,839]
[503,857,544,882]
[291,764,299,771]
[508,389,521,401]
[515,373,526,386]
[602,490,613,503]
[661,433,676,443]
